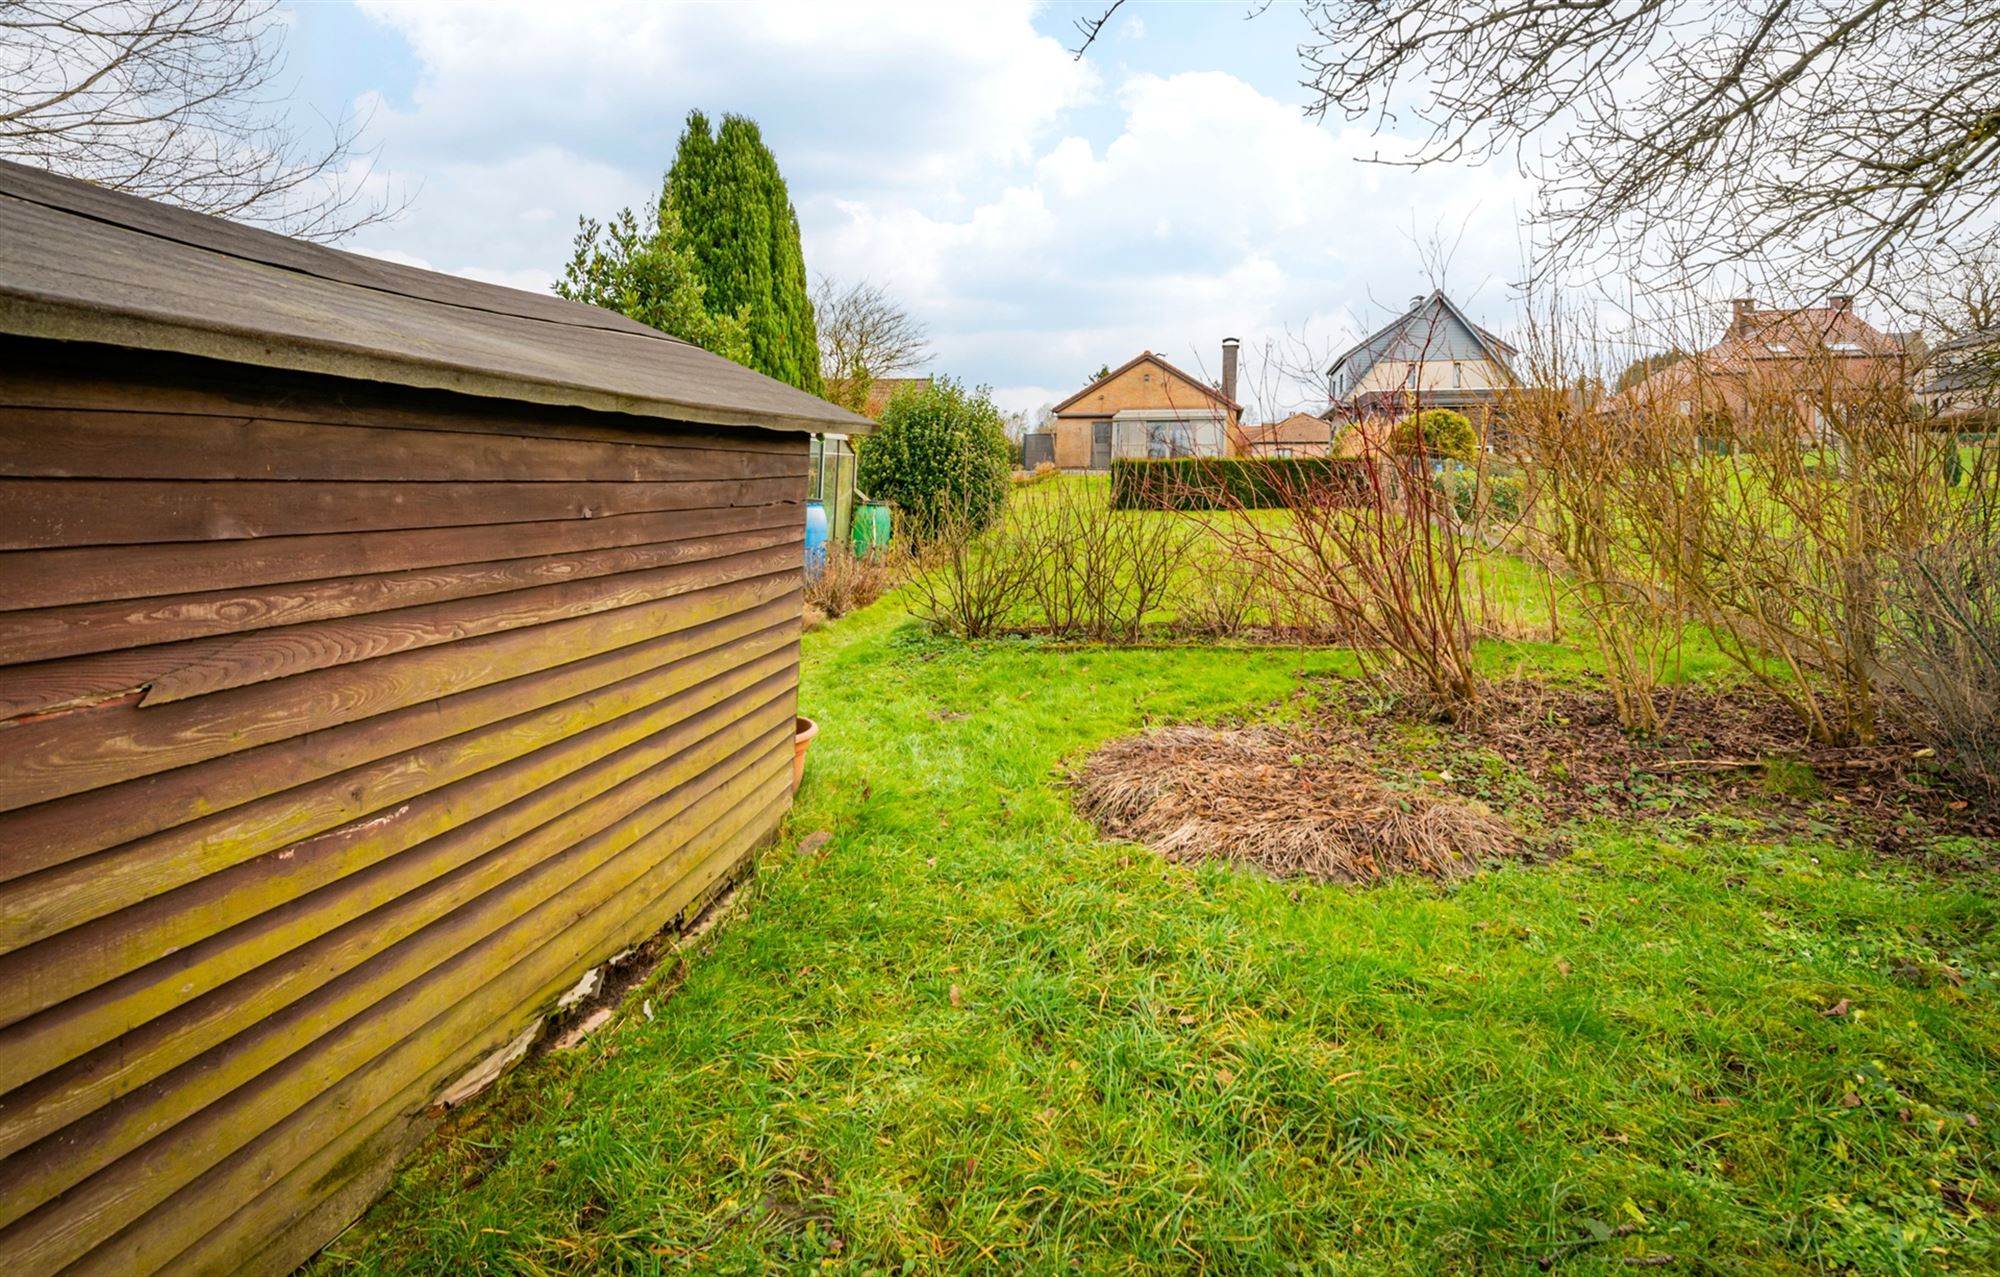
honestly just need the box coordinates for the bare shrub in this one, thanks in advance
[1198,430,1482,715]
[1877,493,2000,788]
[904,503,1035,638]
[1618,349,1947,745]
[1014,480,1195,641]
[1509,303,1684,734]
[1169,541,1271,640]
[804,539,909,620]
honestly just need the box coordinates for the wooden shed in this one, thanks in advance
[0,160,870,1276]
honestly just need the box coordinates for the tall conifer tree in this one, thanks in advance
[666,111,823,395]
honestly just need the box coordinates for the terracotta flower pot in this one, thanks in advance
[792,715,819,789]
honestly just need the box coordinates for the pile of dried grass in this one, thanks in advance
[1073,725,1524,884]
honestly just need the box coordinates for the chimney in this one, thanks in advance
[1221,336,1239,407]
[1731,296,1756,336]
[1828,294,1853,312]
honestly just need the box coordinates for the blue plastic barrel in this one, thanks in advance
[804,499,829,580]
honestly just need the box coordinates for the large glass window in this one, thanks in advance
[1146,418,1196,458]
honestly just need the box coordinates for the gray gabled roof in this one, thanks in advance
[1327,290,1517,383]
[0,159,872,435]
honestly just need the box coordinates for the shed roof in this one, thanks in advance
[0,160,871,436]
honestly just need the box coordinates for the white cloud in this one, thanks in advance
[327,6,1532,414]
[813,69,1534,411]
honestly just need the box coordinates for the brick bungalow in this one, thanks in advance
[1236,411,1347,458]
[1623,295,1911,436]
[1043,341,1243,470]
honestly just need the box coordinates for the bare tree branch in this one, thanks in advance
[1068,0,1128,60]
[1298,0,2000,287]
[0,0,405,241]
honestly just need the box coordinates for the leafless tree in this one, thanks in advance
[0,0,401,240]
[1887,243,2000,342]
[1287,0,2000,287]
[812,274,931,413]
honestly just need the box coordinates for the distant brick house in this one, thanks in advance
[1043,341,1243,470]
[1327,290,1518,426]
[1236,411,1346,458]
[1623,296,1911,437]
[862,376,931,419]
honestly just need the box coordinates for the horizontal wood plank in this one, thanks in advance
[0,744,792,1274]
[0,344,813,454]
[0,591,799,883]
[0,522,800,665]
[0,661,796,1044]
[0,504,797,612]
[0,538,801,717]
[93,784,788,1277]
[0,474,801,550]
[0,571,796,814]
[0,710,792,1221]
[0,407,807,483]
[0,683,793,1164]
[0,357,810,1275]
[0,636,796,959]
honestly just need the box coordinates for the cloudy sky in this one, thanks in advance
[282,0,1537,419]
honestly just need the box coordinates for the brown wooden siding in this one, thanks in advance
[0,344,806,1276]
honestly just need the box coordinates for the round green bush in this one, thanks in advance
[1391,408,1479,463]
[856,377,1011,539]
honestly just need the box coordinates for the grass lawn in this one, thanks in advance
[315,600,1999,1275]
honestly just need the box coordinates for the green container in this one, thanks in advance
[851,501,892,555]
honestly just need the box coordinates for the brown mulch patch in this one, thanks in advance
[1074,680,2000,884]
[1072,724,1535,884]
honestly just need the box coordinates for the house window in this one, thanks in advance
[1405,363,1418,387]
[1678,399,1693,416]
[1276,447,1293,459]
[1828,341,1862,352]
[1146,418,1195,458]
[1452,361,1463,388]
[1766,342,1791,354]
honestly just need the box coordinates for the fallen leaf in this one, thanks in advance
[1823,998,1853,1018]
[1178,1014,1197,1026]
[948,984,963,1007]
[1216,1069,1235,1086]
[1840,1092,1862,1108]
[1555,958,1574,976]
[798,829,832,857]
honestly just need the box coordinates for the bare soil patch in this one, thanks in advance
[1073,679,2000,883]
[1072,724,1534,884]
[1340,680,2000,854]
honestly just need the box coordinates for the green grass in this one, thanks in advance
[315,602,2000,1276]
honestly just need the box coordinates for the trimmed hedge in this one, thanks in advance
[1110,456,1370,510]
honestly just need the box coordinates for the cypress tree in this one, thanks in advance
[666,111,823,395]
